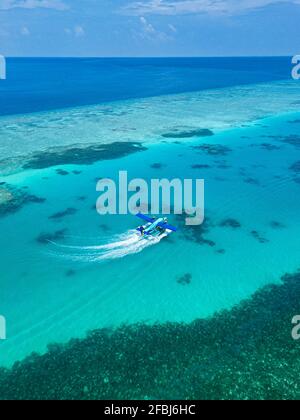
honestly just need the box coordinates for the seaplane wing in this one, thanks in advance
[157,222,178,232]
[136,213,156,223]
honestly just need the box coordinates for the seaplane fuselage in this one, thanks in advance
[136,214,177,237]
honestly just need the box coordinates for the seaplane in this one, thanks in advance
[136,213,178,237]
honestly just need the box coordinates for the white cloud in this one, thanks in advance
[0,0,69,11]
[74,25,85,37]
[168,23,177,32]
[123,0,300,16]
[139,15,172,41]
[140,16,156,34]
[20,25,30,35]
[65,25,85,38]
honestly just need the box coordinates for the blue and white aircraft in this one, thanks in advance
[136,213,178,237]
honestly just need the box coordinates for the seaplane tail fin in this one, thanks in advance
[136,213,156,223]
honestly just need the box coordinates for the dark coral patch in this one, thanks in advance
[176,215,216,247]
[23,142,147,170]
[162,128,214,139]
[244,177,260,186]
[65,269,76,277]
[250,143,281,151]
[191,164,211,170]
[251,230,269,244]
[271,135,300,149]
[239,168,248,176]
[177,273,192,286]
[199,238,216,247]
[36,229,68,245]
[290,161,300,173]
[261,143,281,151]
[150,163,165,170]
[49,208,78,220]
[99,224,112,232]
[28,195,46,204]
[56,169,69,176]
[283,136,300,149]
[270,221,286,229]
[0,184,46,218]
[214,176,227,182]
[219,219,241,229]
[191,144,232,156]
[217,163,231,170]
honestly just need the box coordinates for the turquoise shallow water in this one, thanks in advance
[1,107,300,367]
[1,79,300,175]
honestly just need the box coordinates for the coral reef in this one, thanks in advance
[150,163,165,169]
[56,169,69,176]
[36,229,68,245]
[1,270,300,400]
[244,177,260,186]
[49,208,78,220]
[250,143,282,151]
[219,219,241,229]
[250,230,269,244]
[0,184,46,218]
[180,216,216,247]
[191,144,232,156]
[191,164,211,170]
[162,128,214,139]
[177,273,192,286]
[65,270,77,278]
[270,221,286,230]
[290,162,300,173]
[23,142,147,170]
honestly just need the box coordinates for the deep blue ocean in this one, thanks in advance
[0,57,293,116]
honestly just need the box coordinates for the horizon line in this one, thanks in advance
[3,55,293,59]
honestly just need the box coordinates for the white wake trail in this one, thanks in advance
[49,230,168,263]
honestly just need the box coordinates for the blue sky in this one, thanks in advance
[0,0,300,56]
